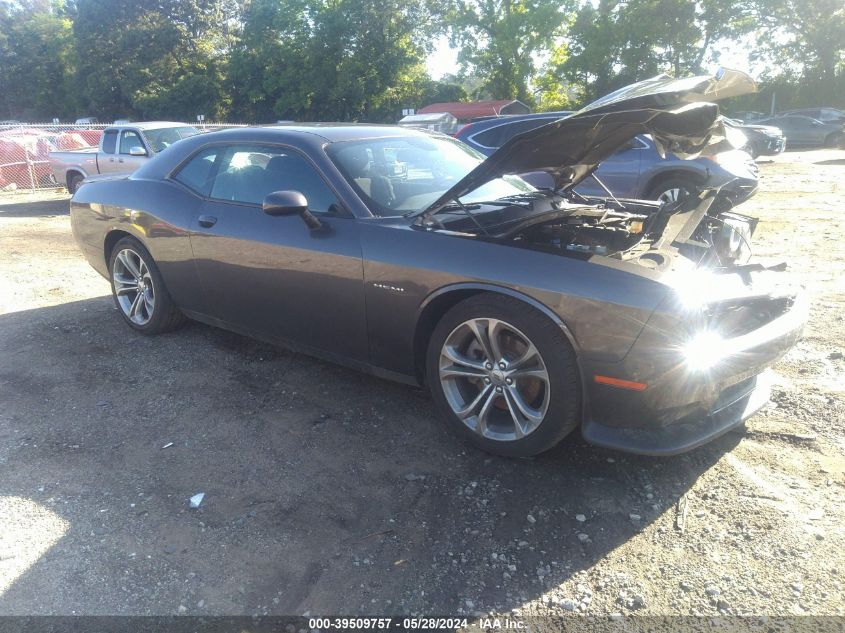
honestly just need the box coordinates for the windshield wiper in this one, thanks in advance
[416,197,489,234]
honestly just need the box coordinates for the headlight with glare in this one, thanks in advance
[682,331,725,371]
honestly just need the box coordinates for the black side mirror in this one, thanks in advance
[263,190,321,229]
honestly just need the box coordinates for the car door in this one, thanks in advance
[574,136,645,198]
[116,128,149,174]
[97,128,121,174]
[184,143,369,361]
[779,117,814,144]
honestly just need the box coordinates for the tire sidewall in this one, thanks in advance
[426,294,581,457]
[649,177,697,203]
[68,173,82,194]
[108,237,171,334]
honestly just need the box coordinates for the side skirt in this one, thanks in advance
[180,309,422,389]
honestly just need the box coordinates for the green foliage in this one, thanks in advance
[0,0,842,122]
[558,0,756,103]
[229,0,442,122]
[0,0,79,119]
[72,0,229,119]
[446,0,574,103]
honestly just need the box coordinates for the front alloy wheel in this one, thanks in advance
[439,318,550,441]
[112,247,155,326]
[427,293,580,457]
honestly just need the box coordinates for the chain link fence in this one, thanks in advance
[0,123,244,194]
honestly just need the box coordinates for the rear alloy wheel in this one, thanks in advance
[108,236,185,334]
[427,294,580,457]
[649,176,698,205]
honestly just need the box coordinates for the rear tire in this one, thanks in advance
[108,236,185,335]
[67,172,83,194]
[426,293,580,457]
[647,175,698,204]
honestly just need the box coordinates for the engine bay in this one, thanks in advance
[429,191,759,273]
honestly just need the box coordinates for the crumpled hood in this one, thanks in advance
[423,69,757,217]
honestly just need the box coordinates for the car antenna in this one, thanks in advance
[589,174,626,210]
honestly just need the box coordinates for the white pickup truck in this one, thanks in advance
[49,121,199,193]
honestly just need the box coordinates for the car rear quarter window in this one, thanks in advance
[208,145,341,213]
[102,129,118,154]
[173,147,220,197]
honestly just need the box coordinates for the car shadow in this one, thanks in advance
[0,197,70,217]
[814,159,845,166]
[0,297,741,615]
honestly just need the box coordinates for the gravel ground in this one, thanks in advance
[0,152,843,619]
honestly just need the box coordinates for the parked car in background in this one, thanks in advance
[757,115,845,149]
[398,112,458,135]
[722,117,785,158]
[731,111,767,123]
[50,122,199,193]
[779,108,845,124]
[75,117,100,125]
[455,112,759,207]
[69,70,806,458]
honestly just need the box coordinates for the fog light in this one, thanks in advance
[683,332,725,371]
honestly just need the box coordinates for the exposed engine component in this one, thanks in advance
[497,192,759,272]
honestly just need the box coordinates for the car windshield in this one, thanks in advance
[142,126,200,153]
[327,135,535,216]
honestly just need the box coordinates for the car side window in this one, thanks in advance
[173,147,220,197]
[120,130,144,155]
[102,129,118,154]
[209,145,341,213]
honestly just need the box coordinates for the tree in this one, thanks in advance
[229,0,442,122]
[750,0,844,85]
[445,0,573,103]
[557,0,754,103]
[0,0,79,120]
[71,0,231,119]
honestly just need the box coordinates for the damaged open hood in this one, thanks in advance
[422,69,757,218]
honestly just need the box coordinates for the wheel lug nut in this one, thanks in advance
[485,362,493,370]
[498,362,506,369]
[506,378,513,385]
[495,386,503,393]
[484,377,491,384]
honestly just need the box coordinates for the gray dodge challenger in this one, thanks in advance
[70,70,807,457]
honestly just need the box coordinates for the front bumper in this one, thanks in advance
[582,371,771,455]
[580,277,807,456]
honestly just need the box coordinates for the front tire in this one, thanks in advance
[426,294,580,457]
[108,236,185,335]
[647,175,698,205]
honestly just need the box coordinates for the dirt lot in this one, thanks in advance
[0,152,843,619]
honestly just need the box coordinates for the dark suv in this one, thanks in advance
[455,112,759,206]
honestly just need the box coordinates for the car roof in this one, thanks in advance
[131,124,443,182]
[763,115,821,123]
[108,121,198,130]
[461,111,574,132]
[261,123,432,142]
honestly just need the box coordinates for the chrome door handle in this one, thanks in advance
[198,215,217,228]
